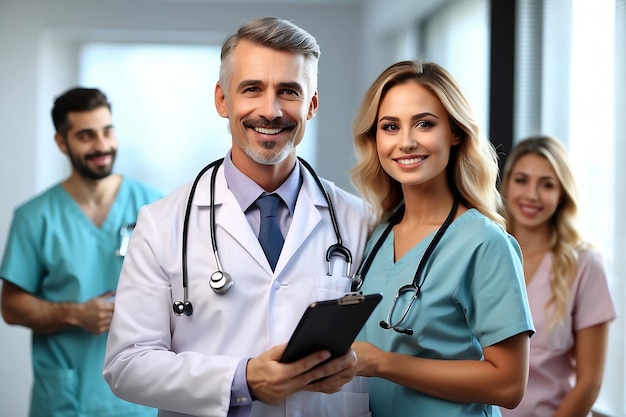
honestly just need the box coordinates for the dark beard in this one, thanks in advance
[70,150,117,180]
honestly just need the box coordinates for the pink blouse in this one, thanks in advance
[501,248,616,417]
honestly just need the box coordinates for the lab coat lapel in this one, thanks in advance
[195,163,329,275]
[196,166,269,272]
[275,168,327,274]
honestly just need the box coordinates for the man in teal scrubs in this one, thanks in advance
[0,87,162,417]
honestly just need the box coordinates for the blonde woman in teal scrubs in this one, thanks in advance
[350,60,535,417]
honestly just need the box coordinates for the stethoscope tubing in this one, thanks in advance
[353,195,459,334]
[175,157,352,316]
[181,159,223,296]
[297,158,353,276]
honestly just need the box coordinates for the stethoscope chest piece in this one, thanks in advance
[209,270,233,294]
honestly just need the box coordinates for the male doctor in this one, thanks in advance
[104,17,371,417]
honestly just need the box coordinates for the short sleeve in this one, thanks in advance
[0,208,45,293]
[572,248,617,331]
[464,230,535,348]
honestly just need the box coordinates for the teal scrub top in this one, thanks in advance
[0,177,162,417]
[358,209,535,417]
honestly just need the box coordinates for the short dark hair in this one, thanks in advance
[51,87,111,136]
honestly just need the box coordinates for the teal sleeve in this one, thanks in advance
[0,207,45,294]
[465,232,535,347]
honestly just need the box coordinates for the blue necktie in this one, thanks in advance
[256,194,284,271]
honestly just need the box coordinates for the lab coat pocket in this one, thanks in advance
[316,275,351,301]
[31,366,78,417]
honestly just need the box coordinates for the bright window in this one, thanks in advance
[516,0,623,414]
[421,0,490,134]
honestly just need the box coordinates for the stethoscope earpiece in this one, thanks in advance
[326,243,352,276]
[379,319,414,335]
[209,271,233,294]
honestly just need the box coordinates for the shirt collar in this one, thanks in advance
[223,150,301,215]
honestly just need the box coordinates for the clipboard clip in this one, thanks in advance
[338,292,365,305]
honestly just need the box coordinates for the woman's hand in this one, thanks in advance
[352,341,383,377]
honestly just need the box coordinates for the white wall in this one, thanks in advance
[359,0,447,92]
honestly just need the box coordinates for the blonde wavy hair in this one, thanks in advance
[351,60,504,227]
[500,135,583,327]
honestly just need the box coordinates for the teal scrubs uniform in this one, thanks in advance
[358,209,535,417]
[0,177,162,417]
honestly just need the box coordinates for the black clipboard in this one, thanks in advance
[280,292,382,363]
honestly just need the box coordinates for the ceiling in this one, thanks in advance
[148,0,361,4]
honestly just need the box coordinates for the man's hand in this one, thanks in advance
[75,291,115,334]
[1,282,115,334]
[246,344,358,405]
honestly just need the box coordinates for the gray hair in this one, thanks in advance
[218,17,320,96]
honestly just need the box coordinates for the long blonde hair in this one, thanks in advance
[500,135,583,326]
[351,60,504,227]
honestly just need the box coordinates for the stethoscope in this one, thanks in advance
[173,157,353,316]
[351,194,459,335]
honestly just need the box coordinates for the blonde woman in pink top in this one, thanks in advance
[499,136,616,417]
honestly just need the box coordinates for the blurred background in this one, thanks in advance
[0,0,623,415]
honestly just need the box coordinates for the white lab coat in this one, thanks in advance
[104,162,372,417]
